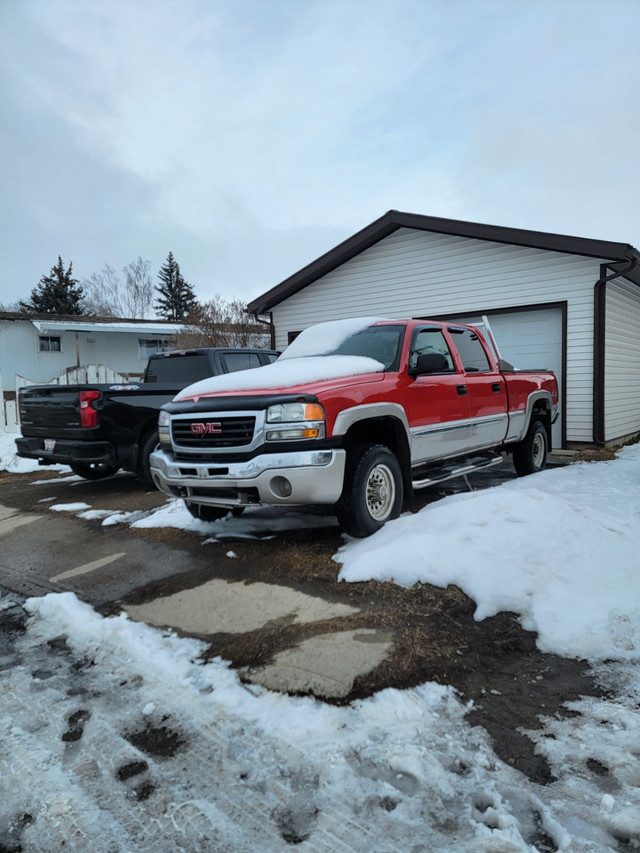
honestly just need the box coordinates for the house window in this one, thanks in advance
[39,336,61,352]
[138,338,172,360]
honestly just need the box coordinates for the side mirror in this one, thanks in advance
[409,352,450,376]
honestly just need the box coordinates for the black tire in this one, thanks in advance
[136,430,159,490]
[512,420,548,476]
[336,444,403,538]
[69,462,120,480]
[184,502,231,522]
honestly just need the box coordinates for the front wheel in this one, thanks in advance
[184,502,232,522]
[512,420,548,476]
[136,430,159,490]
[336,444,403,538]
[69,462,120,481]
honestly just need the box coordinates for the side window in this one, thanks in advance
[222,352,262,373]
[409,328,455,372]
[448,327,492,372]
[39,335,61,352]
[287,331,301,345]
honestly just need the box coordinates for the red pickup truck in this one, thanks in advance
[149,318,559,537]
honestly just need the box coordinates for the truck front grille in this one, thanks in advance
[172,416,256,449]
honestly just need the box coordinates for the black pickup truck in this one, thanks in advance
[16,347,278,487]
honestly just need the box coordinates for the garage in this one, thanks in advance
[248,210,640,448]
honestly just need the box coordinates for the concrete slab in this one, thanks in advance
[242,628,395,699]
[124,578,360,635]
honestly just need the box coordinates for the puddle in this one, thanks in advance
[124,578,359,635]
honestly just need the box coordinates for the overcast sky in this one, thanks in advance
[1,0,639,312]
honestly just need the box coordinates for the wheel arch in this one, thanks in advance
[336,405,412,500]
[526,393,553,450]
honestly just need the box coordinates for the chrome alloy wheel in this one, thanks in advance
[532,431,546,468]
[365,463,396,521]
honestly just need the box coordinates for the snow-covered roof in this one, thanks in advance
[30,319,184,335]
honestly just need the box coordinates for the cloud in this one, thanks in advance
[1,0,639,309]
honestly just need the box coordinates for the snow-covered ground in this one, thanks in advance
[1,434,640,850]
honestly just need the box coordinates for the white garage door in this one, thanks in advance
[453,307,564,449]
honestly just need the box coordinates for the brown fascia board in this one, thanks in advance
[246,209,640,313]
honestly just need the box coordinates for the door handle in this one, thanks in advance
[492,382,502,392]
[456,385,467,396]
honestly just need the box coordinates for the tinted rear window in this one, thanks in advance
[221,352,263,373]
[145,354,212,384]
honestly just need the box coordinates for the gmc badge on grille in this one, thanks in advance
[190,422,222,434]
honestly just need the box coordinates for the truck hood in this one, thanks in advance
[174,355,385,402]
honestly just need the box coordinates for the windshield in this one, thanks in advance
[328,325,405,371]
[282,322,405,371]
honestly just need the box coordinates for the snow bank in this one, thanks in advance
[337,446,640,662]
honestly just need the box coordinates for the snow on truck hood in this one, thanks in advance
[173,355,385,402]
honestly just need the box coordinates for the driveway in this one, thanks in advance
[0,455,594,784]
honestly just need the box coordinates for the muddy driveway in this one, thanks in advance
[0,458,599,784]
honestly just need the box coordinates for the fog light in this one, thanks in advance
[270,476,293,498]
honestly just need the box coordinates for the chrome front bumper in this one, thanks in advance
[149,447,347,508]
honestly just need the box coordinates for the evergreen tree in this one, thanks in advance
[154,252,198,321]
[20,256,85,315]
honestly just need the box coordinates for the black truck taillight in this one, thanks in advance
[79,390,100,428]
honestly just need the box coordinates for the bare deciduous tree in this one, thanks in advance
[83,257,154,318]
[173,295,270,349]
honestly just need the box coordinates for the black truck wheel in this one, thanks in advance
[69,462,120,480]
[336,444,403,538]
[184,502,231,522]
[512,420,548,476]
[137,430,159,489]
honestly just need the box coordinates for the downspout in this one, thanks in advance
[251,311,276,351]
[593,253,638,444]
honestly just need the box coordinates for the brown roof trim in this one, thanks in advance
[247,209,640,313]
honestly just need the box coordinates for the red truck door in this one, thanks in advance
[405,326,471,463]
[446,326,508,451]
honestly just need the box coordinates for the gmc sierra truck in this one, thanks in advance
[16,346,278,487]
[149,318,559,537]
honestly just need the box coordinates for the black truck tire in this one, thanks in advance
[184,502,231,522]
[512,420,548,476]
[137,430,159,489]
[69,462,120,480]
[336,443,403,538]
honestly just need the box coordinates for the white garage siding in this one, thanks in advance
[604,279,640,442]
[272,228,604,444]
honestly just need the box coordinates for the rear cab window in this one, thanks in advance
[145,354,212,383]
[220,352,263,373]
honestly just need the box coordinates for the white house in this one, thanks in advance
[0,312,183,431]
[247,211,640,450]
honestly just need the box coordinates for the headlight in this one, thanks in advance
[265,402,325,441]
[267,402,324,423]
[158,409,170,445]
